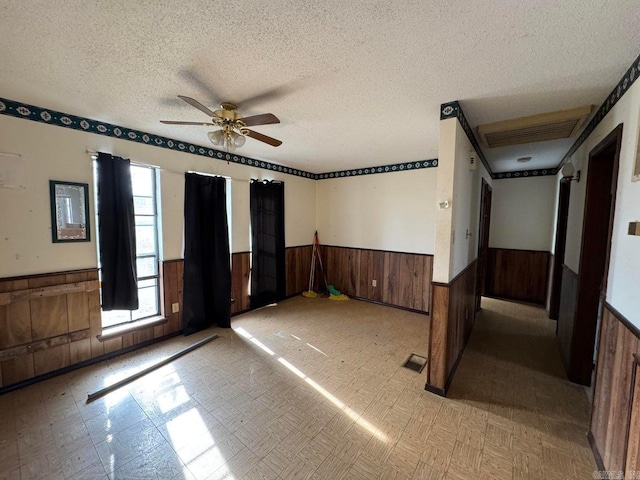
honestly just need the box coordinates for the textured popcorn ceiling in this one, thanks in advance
[0,1,639,173]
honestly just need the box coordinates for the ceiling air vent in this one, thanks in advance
[477,105,593,149]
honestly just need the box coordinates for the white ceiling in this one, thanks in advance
[0,1,639,174]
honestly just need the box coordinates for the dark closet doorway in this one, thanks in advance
[548,180,571,320]
[476,178,492,311]
[565,124,622,386]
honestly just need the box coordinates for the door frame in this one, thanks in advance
[475,178,492,311]
[569,123,622,385]
[548,179,571,320]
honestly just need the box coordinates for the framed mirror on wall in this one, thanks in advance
[49,180,90,242]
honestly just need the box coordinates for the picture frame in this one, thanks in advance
[49,180,91,242]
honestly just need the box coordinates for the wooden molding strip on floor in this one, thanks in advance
[86,333,218,402]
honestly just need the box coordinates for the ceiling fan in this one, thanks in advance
[161,95,282,152]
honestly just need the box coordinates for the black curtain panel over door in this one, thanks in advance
[250,180,285,308]
[183,173,231,334]
[96,153,139,311]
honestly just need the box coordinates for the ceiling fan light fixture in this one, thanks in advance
[230,130,246,148]
[207,130,225,146]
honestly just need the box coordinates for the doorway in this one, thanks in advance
[548,179,571,320]
[565,124,622,386]
[476,178,492,311]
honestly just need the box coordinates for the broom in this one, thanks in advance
[302,242,318,298]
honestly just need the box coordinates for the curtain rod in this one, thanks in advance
[86,149,255,182]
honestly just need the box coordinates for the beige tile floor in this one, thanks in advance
[0,296,596,479]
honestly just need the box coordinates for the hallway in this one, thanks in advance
[445,297,596,479]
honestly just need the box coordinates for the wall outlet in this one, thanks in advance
[172,302,179,313]
[372,279,377,287]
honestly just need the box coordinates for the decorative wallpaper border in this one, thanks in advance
[0,97,317,179]
[559,51,640,167]
[0,96,441,181]
[440,100,494,177]
[316,159,438,179]
[493,168,559,180]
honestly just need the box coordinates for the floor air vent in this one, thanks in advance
[403,354,427,373]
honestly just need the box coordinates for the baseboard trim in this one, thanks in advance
[424,383,446,397]
[350,296,429,316]
[0,330,183,396]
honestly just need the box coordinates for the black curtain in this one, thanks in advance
[97,153,138,311]
[183,173,231,334]
[250,180,285,308]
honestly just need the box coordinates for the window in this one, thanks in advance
[97,163,160,328]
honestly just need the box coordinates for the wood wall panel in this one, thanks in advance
[230,252,251,312]
[625,358,640,477]
[285,246,313,297]
[321,245,432,313]
[545,253,555,316]
[485,248,550,304]
[160,260,184,334]
[0,301,31,349]
[0,266,175,390]
[426,261,477,395]
[590,305,640,473]
[69,337,91,364]
[34,343,70,376]
[556,264,579,377]
[30,296,68,340]
[429,285,450,389]
[1,355,34,386]
[67,292,89,332]
[88,286,104,358]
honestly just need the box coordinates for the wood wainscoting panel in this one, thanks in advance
[426,261,477,395]
[231,252,251,313]
[485,248,550,304]
[88,286,104,358]
[429,284,450,390]
[0,300,31,349]
[69,337,92,364]
[30,295,68,340]
[545,253,555,316]
[557,264,579,371]
[358,249,385,302]
[1,354,35,386]
[625,356,640,477]
[322,245,432,313]
[590,305,640,473]
[161,259,184,334]
[33,342,70,376]
[285,246,312,297]
[67,292,90,332]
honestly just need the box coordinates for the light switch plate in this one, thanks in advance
[629,222,640,236]
[172,302,179,313]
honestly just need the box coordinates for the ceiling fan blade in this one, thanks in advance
[160,120,215,126]
[241,113,280,127]
[244,129,282,147]
[177,95,218,118]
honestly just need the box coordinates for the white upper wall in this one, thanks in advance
[315,168,437,254]
[564,78,640,327]
[434,118,492,283]
[489,176,556,251]
[0,115,316,277]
